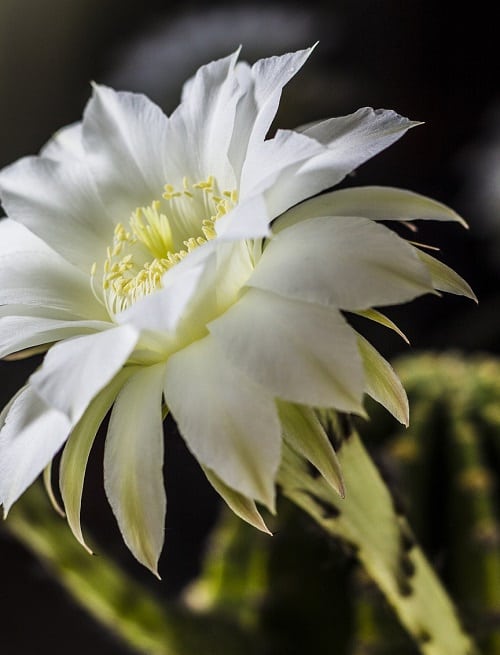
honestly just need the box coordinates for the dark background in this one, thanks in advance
[0,1,498,653]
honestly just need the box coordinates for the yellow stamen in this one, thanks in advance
[91,177,238,316]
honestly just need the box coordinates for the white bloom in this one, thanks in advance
[0,47,474,574]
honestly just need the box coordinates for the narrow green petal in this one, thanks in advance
[357,336,409,426]
[277,401,344,497]
[417,250,477,301]
[355,308,410,344]
[203,467,271,534]
[60,368,133,554]
[43,462,65,517]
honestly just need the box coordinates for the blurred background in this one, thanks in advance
[0,0,498,652]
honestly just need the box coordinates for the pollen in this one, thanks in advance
[92,177,238,316]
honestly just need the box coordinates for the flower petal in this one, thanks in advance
[164,335,281,509]
[209,288,365,413]
[277,401,344,497]
[0,156,112,272]
[251,109,419,217]
[166,51,241,189]
[0,316,111,359]
[41,122,85,163]
[248,216,434,310]
[0,251,108,319]
[230,47,314,179]
[354,309,410,344]
[357,335,409,426]
[0,218,54,257]
[0,386,71,515]
[29,326,138,425]
[203,467,271,534]
[215,193,271,240]
[60,368,133,553]
[82,84,169,218]
[273,185,468,233]
[104,364,166,575]
[117,240,217,334]
[417,250,477,301]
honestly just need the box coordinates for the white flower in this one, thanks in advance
[0,47,474,574]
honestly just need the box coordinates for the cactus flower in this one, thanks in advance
[0,47,474,574]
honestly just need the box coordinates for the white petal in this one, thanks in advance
[0,386,71,514]
[0,156,112,272]
[0,316,111,359]
[29,326,138,425]
[240,128,324,201]
[82,84,169,218]
[40,122,85,163]
[117,240,217,334]
[357,335,409,426]
[248,215,434,310]
[230,47,314,179]
[274,186,468,233]
[120,239,254,337]
[164,335,281,509]
[0,218,54,257]
[417,250,477,300]
[215,193,271,240]
[166,51,241,188]
[257,109,419,217]
[203,467,271,534]
[277,401,344,496]
[0,251,108,319]
[104,364,166,575]
[59,367,133,554]
[209,288,365,413]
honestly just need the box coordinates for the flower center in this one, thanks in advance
[92,177,238,316]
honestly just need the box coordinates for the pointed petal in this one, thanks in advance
[354,309,410,344]
[209,288,365,413]
[230,47,314,178]
[60,368,133,553]
[277,401,344,497]
[166,51,241,188]
[357,335,409,426]
[0,316,111,359]
[203,467,271,534]
[249,215,434,310]
[0,386,71,514]
[29,326,138,425]
[252,109,419,218]
[0,156,112,272]
[417,250,477,301]
[43,462,65,517]
[104,364,166,575]
[82,84,169,218]
[164,335,281,509]
[274,185,468,233]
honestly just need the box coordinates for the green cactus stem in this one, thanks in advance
[277,415,477,655]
